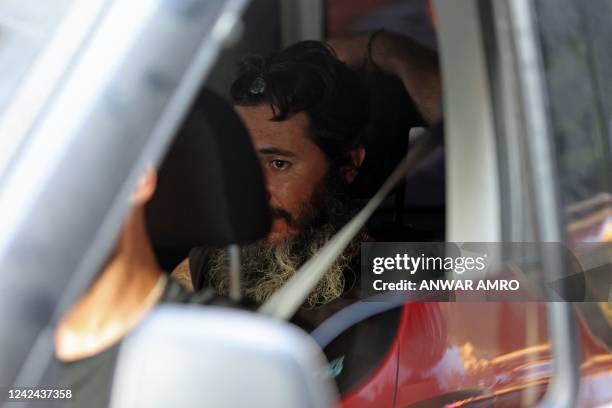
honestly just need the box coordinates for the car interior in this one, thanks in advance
[1,0,611,407]
[144,81,443,397]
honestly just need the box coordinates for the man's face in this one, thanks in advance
[236,105,328,242]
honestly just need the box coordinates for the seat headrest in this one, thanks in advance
[146,89,271,251]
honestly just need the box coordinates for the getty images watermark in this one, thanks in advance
[360,242,612,302]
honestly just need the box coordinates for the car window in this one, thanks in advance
[535,0,612,237]
[534,0,612,346]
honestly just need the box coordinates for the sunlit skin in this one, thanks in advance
[55,166,163,361]
[236,105,329,242]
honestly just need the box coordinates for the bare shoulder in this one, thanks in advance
[170,257,194,292]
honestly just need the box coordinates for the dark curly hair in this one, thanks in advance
[230,41,369,168]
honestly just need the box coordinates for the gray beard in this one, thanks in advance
[206,192,367,309]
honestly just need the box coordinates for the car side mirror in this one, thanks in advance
[110,305,338,408]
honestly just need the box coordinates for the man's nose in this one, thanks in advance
[264,175,276,202]
[266,183,282,209]
[259,163,273,202]
[265,179,275,202]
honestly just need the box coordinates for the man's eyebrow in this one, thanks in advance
[258,147,297,157]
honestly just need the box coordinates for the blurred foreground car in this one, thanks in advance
[0,0,610,407]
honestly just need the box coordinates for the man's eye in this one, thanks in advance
[270,160,289,170]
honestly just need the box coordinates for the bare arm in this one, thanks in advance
[170,258,194,292]
[328,31,441,125]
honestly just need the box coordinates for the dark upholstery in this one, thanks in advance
[147,89,271,269]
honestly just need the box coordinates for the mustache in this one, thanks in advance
[270,207,294,224]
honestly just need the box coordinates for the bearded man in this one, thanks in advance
[172,37,440,330]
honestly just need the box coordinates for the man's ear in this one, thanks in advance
[130,164,157,206]
[341,146,366,184]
